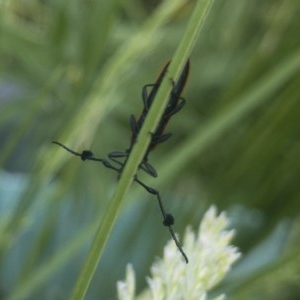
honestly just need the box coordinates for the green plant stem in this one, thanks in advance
[71,0,215,298]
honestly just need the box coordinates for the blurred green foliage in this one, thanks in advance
[0,0,300,299]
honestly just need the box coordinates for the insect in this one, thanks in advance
[109,60,190,179]
[53,60,190,263]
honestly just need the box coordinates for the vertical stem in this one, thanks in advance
[71,0,215,298]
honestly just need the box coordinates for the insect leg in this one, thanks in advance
[134,177,188,263]
[53,141,120,171]
[108,151,128,167]
[130,115,139,136]
[139,161,158,178]
[142,83,157,110]
[151,132,172,146]
[52,141,88,159]
[166,219,189,263]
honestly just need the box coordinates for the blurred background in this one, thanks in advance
[1,0,300,299]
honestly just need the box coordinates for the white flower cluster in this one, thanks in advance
[117,206,240,300]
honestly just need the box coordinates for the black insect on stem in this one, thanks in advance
[107,60,190,262]
[110,60,190,264]
[52,60,190,263]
